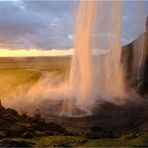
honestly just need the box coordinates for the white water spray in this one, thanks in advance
[68,1,126,114]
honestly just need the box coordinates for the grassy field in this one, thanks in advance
[0,56,70,97]
[0,56,70,71]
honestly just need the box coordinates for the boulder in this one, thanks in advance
[0,138,34,147]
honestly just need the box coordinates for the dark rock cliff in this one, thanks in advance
[122,17,148,94]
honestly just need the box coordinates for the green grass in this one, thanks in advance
[10,132,148,147]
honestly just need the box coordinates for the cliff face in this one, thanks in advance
[122,19,148,94]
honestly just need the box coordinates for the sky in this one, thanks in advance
[0,0,148,53]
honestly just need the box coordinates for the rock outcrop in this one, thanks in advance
[0,103,69,139]
[122,17,148,94]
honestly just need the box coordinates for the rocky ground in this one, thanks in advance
[39,97,148,138]
[0,103,70,146]
[0,96,148,147]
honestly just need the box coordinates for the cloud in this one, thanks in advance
[0,1,147,50]
[0,1,45,49]
[0,0,76,49]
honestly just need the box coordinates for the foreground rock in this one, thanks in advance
[0,138,34,147]
[0,104,69,139]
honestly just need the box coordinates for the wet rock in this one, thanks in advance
[29,123,43,131]
[87,126,115,139]
[0,138,34,147]
[9,124,27,137]
[0,131,8,138]
[124,133,142,140]
[21,132,34,139]
[6,108,19,117]
[3,114,16,123]
[27,127,34,132]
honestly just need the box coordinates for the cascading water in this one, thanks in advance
[68,1,126,115]
[69,1,97,113]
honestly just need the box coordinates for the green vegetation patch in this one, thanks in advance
[8,133,148,147]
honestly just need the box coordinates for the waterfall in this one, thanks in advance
[69,1,126,114]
